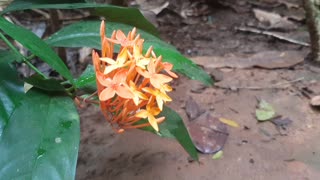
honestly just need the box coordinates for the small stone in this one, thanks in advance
[311,96,320,106]
[190,81,207,94]
[249,158,254,164]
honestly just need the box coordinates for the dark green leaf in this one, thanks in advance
[0,49,22,63]
[0,89,80,179]
[74,64,96,92]
[0,17,74,83]
[0,63,24,137]
[25,74,65,92]
[3,2,158,36]
[92,6,158,37]
[138,106,198,160]
[47,21,213,85]
[3,0,86,13]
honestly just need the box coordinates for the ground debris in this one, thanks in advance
[185,96,205,121]
[188,112,228,154]
[192,51,305,69]
[310,95,320,107]
[253,8,297,31]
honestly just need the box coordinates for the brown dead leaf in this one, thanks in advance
[253,9,297,31]
[185,96,205,121]
[188,112,228,154]
[192,51,304,69]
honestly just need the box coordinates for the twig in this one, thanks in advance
[32,9,50,19]
[235,26,310,47]
[215,77,304,90]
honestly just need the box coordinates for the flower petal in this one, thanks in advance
[147,59,156,74]
[113,69,127,83]
[116,85,134,99]
[136,58,150,69]
[100,57,116,65]
[136,67,151,78]
[117,47,128,64]
[142,87,156,95]
[150,74,172,89]
[150,106,161,116]
[156,96,164,111]
[133,44,141,57]
[147,114,159,132]
[97,75,112,87]
[116,30,126,41]
[159,92,172,102]
[133,95,140,106]
[135,110,148,118]
[99,87,116,101]
[103,65,118,74]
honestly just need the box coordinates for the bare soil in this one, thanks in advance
[76,1,320,179]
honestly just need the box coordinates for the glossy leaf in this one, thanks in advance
[0,49,22,63]
[3,2,158,36]
[3,0,85,13]
[0,63,24,137]
[47,21,213,85]
[138,106,198,160]
[0,89,80,180]
[0,17,73,83]
[74,64,96,92]
[25,74,65,92]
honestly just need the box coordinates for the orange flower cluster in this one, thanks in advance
[92,21,178,133]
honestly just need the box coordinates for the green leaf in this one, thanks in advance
[0,89,80,180]
[92,6,158,37]
[3,0,86,13]
[25,74,65,92]
[255,99,276,121]
[74,64,96,92]
[3,2,158,36]
[47,21,213,85]
[0,17,74,83]
[0,63,24,137]
[212,150,223,160]
[0,49,22,63]
[139,106,198,160]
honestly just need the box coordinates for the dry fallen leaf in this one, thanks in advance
[256,99,276,121]
[188,112,228,154]
[192,51,305,69]
[185,96,205,121]
[253,8,297,31]
[219,118,239,128]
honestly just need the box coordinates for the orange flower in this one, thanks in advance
[129,81,148,105]
[107,29,140,47]
[90,20,178,133]
[136,56,172,89]
[135,102,165,132]
[128,43,151,69]
[142,87,172,110]
[97,70,134,101]
[100,47,129,74]
[161,62,178,78]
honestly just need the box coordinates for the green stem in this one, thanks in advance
[0,32,48,79]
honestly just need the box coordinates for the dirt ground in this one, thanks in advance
[76,0,320,179]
